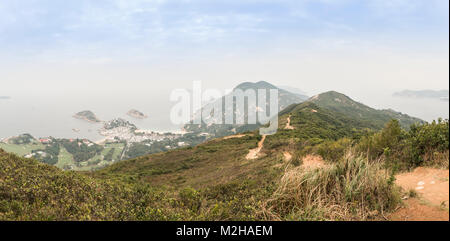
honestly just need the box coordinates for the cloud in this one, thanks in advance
[0,0,447,63]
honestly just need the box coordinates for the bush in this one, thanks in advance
[314,137,352,162]
[179,188,202,213]
[356,119,405,161]
[407,118,449,168]
[354,119,449,170]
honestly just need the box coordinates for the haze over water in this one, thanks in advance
[0,1,447,141]
[1,88,448,141]
[0,90,182,141]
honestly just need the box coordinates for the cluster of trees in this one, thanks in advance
[60,140,104,163]
[309,118,449,170]
[124,134,207,160]
[9,134,35,145]
[358,118,449,169]
[32,141,60,165]
[103,148,115,162]
[125,141,173,159]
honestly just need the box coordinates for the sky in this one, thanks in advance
[0,0,449,96]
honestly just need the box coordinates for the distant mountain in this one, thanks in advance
[308,91,424,129]
[277,85,309,98]
[183,81,307,137]
[393,89,449,101]
[233,81,308,109]
[0,96,11,100]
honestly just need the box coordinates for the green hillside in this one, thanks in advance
[309,91,423,129]
[93,101,376,187]
[183,81,307,138]
[0,92,447,221]
[0,149,183,220]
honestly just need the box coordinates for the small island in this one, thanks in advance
[127,109,148,119]
[73,110,101,123]
[0,96,11,100]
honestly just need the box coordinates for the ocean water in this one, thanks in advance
[0,90,183,141]
[351,90,449,123]
[0,89,448,141]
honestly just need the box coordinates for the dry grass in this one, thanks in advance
[260,153,401,221]
[423,150,449,169]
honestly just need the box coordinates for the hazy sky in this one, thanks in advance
[1,0,448,96]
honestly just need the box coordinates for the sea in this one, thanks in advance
[0,90,184,141]
[0,89,448,141]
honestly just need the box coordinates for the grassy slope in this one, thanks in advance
[0,143,282,220]
[0,97,414,220]
[0,142,44,156]
[93,101,380,188]
[55,146,73,169]
[309,91,423,129]
[88,100,406,220]
[93,134,272,189]
[0,149,189,220]
[277,102,376,139]
[0,141,125,171]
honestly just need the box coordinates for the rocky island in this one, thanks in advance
[127,109,148,119]
[73,110,101,123]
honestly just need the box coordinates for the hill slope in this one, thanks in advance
[94,101,378,187]
[0,149,185,220]
[183,81,307,138]
[93,93,428,194]
[309,91,423,129]
[2,94,446,220]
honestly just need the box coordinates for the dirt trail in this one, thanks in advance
[283,152,292,162]
[390,167,449,221]
[302,155,326,169]
[285,115,294,130]
[246,135,266,160]
[223,134,246,140]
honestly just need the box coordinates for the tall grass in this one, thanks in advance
[261,153,401,221]
[422,150,449,169]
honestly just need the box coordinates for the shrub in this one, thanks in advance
[354,119,449,170]
[0,151,190,221]
[407,118,449,168]
[314,137,352,162]
[179,187,202,213]
[356,119,405,161]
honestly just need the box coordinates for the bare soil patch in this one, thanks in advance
[302,155,326,169]
[246,135,266,160]
[285,115,294,130]
[390,167,449,221]
[223,134,247,140]
[283,152,292,162]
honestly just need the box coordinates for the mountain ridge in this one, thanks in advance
[183,81,308,138]
[308,91,423,129]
